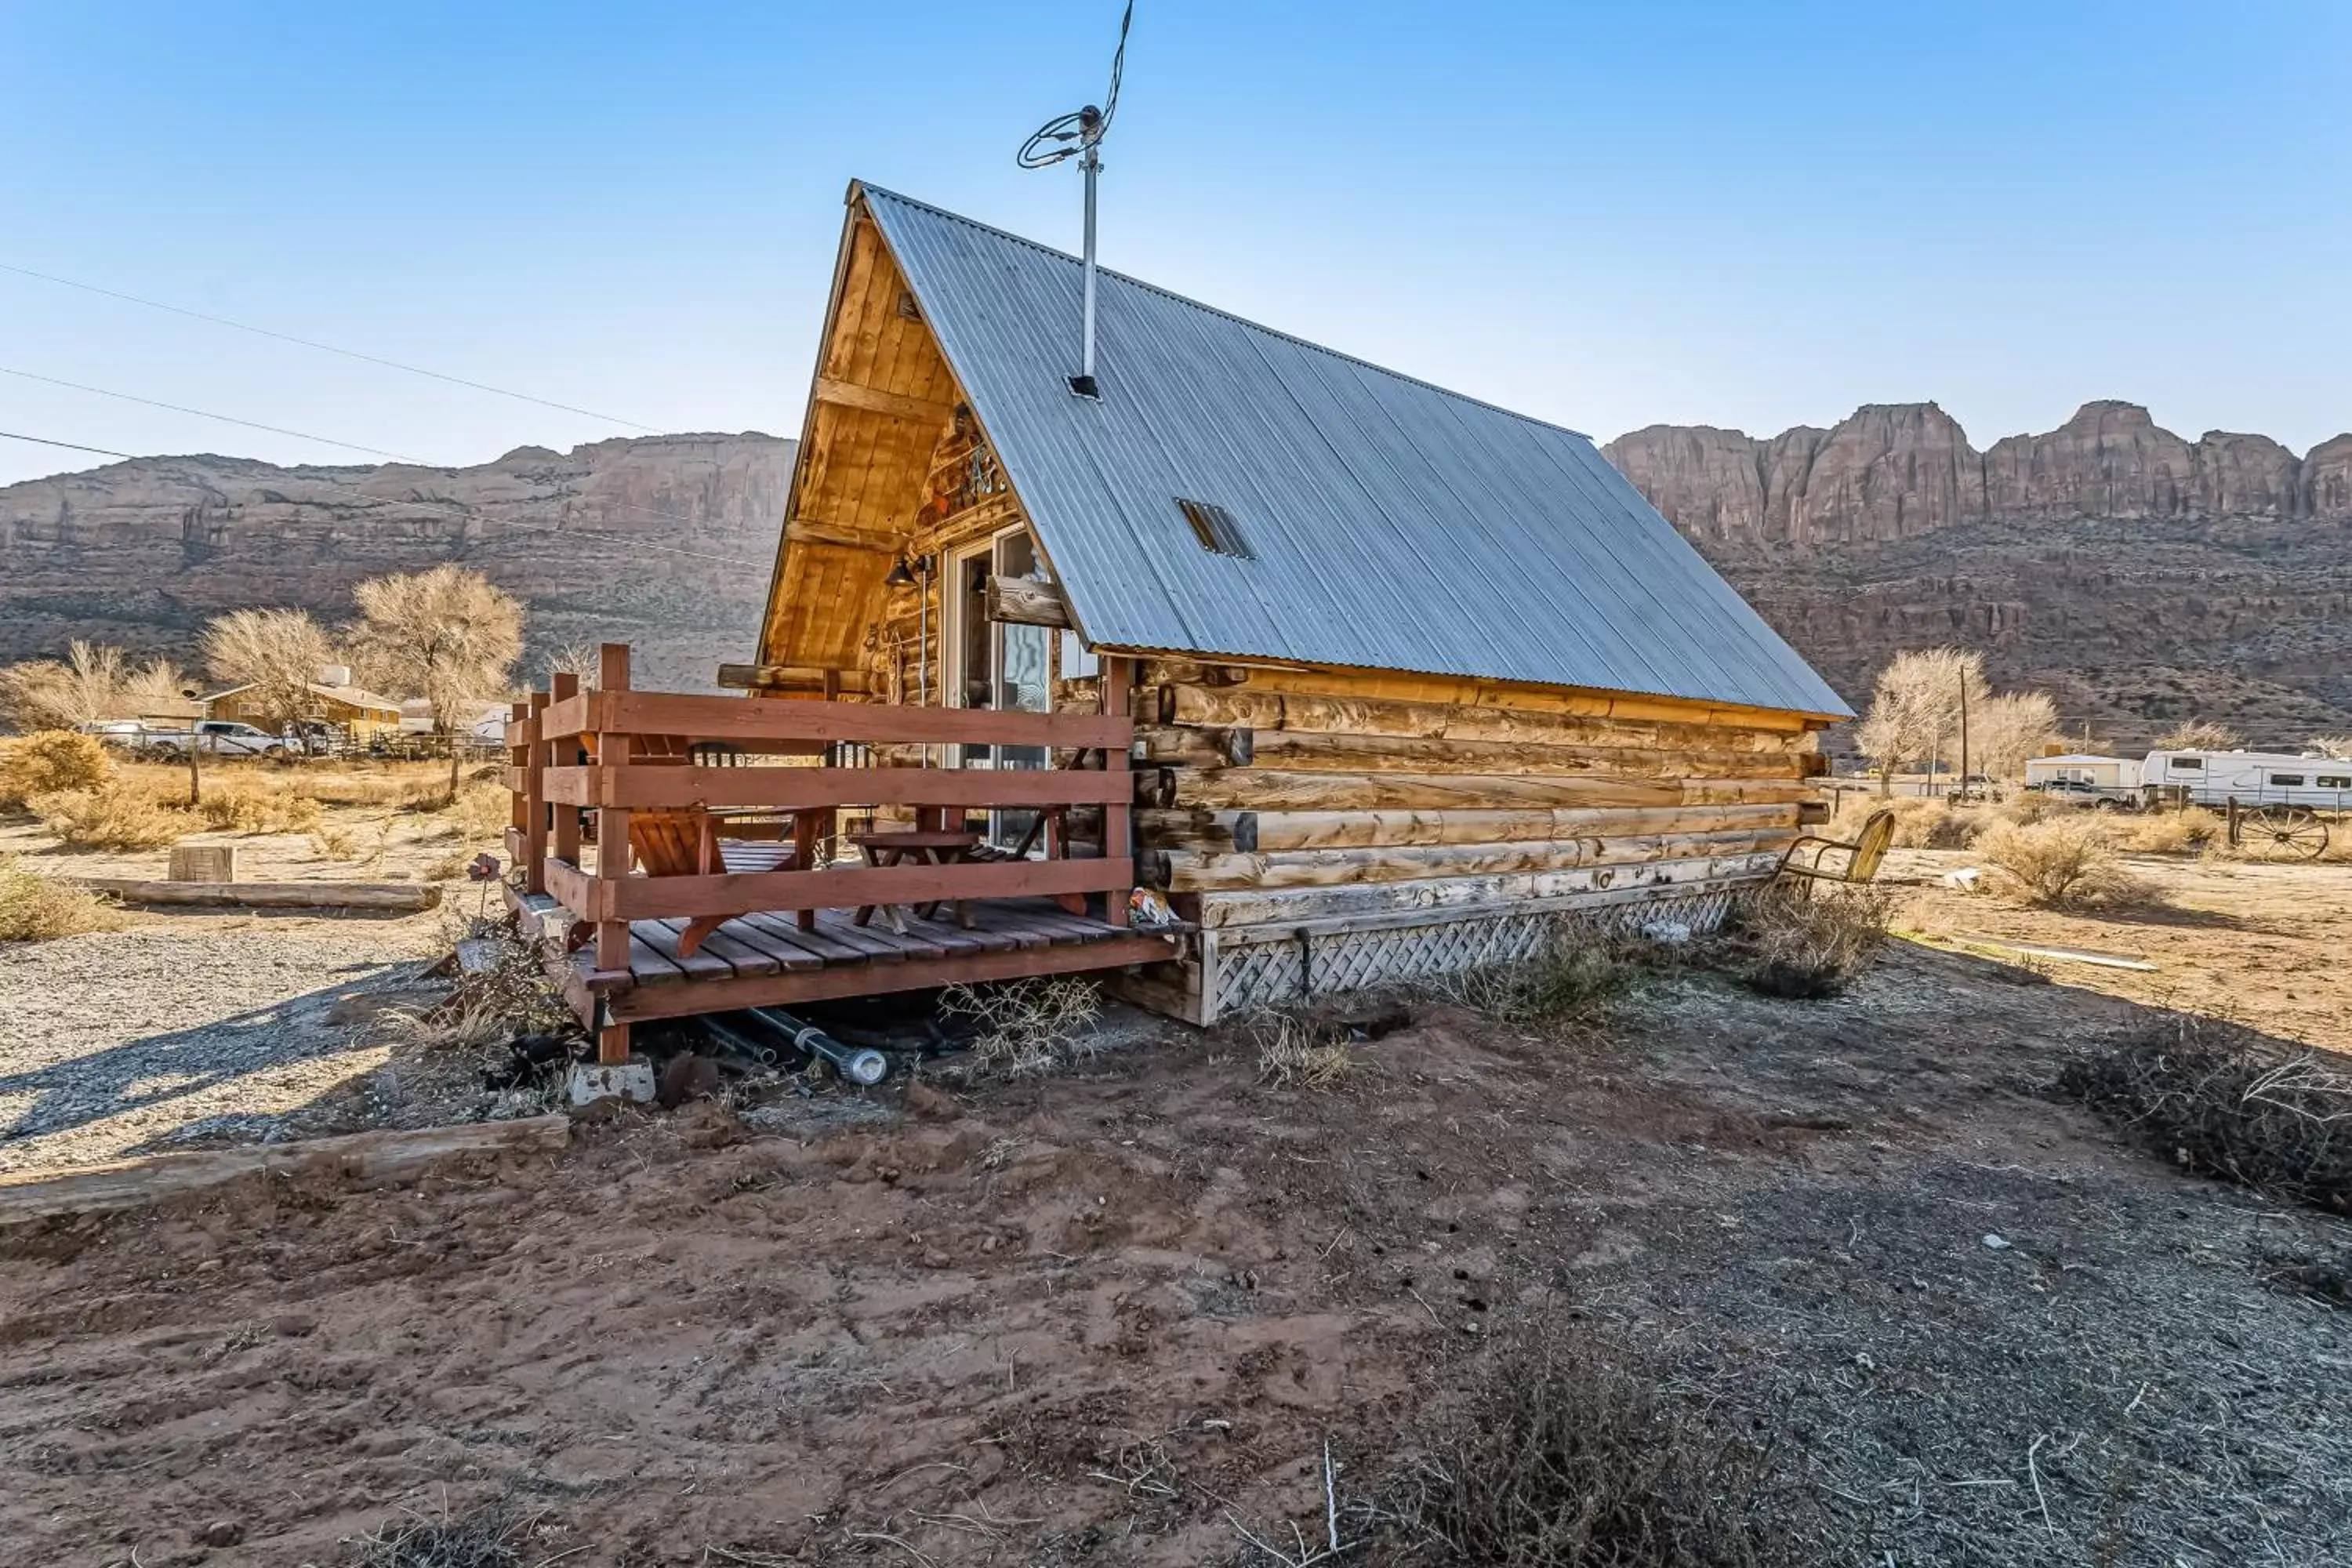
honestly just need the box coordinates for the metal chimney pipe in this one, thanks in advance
[1071,103,1105,399]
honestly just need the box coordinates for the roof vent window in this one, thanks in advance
[1177,497,1251,559]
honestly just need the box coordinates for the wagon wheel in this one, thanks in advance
[2238,804,2329,861]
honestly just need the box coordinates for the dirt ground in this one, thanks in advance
[1,764,514,1174]
[3,817,2350,1565]
[1889,847,2352,1054]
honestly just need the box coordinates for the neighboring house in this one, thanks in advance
[739,183,1849,1023]
[2025,754,2140,792]
[205,665,404,738]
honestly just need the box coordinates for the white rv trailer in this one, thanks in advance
[2140,750,2352,811]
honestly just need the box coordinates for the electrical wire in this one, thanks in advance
[0,260,662,432]
[0,430,136,459]
[0,361,767,562]
[1015,0,1134,167]
[1,365,420,463]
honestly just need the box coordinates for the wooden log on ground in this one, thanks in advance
[0,1116,572,1224]
[1160,829,1792,893]
[74,879,442,912]
[1157,683,1816,754]
[1138,768,1816,813]
[1188,850,1782,928]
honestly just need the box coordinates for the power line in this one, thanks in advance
[1,365,421,462]
[0,366,769,566]
[0,260,661,432]
[0,430,136,459]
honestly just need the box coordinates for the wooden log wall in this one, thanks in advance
[1127,659,1824,928]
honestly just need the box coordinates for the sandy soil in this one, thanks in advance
[1888,848,2352,1054]
[2,938,2347,1566]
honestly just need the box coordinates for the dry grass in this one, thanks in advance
[310,823,361,860]
[0,729,113,808]
[2060,1009,2352,1217]
[376,927,576,1052]
[1433,937,1632,1025]
[2114,806,2227,855]
[0,855,121,942]
[432,776,512,843]
[191,783,325,834]
[1976,815,2141,907]
[350,1498,545,1568]
[1372,1327,1816,1566]
[941,978,1105,1078]
[25,786,195,849]
[1251,1011,1356,1088]
[1734,882,1895,999]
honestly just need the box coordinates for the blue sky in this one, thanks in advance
[3,1,2347,485]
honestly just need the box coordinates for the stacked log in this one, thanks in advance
[1126,660,1821,927]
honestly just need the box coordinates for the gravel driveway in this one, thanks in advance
[0,923,438,1174]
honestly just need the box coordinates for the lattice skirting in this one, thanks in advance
[1204,884,1746,1022]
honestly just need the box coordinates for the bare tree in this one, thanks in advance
[122,656,192,710]
[202,608,336,732]
[348,564,525,801]
[2306,735,2352,761]
[0,640,131,731]
[2151,719,2243,751]
[1969,691,2061,783]
[543,641,601,691]
[1855,648,1991,796]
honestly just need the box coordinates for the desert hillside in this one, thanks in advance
[0,433,794,693]
[8,401,2350,744]
[1606,401,2352,749]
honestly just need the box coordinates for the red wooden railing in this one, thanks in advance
[504,644,1136,994]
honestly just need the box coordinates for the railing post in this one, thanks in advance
[1102,655,1131,927]
[507,699,530,843]
[549,671,580,870]
[523,688,550,895]
[593,643,633,1064]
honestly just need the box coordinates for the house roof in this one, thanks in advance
[205,681,404,715]
[862,183,1851,719]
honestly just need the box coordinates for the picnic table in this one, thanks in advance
[849,828,983,935]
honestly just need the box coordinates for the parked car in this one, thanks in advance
[2027,778,2127,809]
[80,720,179,751]
[138,720,292,760]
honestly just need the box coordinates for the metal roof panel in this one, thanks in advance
[862,183,1852,719]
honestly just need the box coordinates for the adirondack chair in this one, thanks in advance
[622,737,796,956]
[1776,807,1896,890]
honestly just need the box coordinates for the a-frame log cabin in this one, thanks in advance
[735,182,1850,1025]
[507,182,1849,1052]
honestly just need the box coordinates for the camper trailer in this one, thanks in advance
[2141,750,2352,811]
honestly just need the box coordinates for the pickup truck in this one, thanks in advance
[134,720,294,760]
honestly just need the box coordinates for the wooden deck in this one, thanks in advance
[504,642,1160,1053]
[541,897,1176,1023]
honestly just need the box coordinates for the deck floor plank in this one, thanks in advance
[605,901,1140,993]
[638,919,735,980]
[736,911,877,966]
[717,915,825,971]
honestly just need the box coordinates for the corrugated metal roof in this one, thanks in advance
[862,183,1853,719]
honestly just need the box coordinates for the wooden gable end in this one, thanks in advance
[755,198,967,686]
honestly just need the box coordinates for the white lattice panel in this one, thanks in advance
[1210,887,1740,1018]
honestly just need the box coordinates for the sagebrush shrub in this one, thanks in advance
[0,729,113,808]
